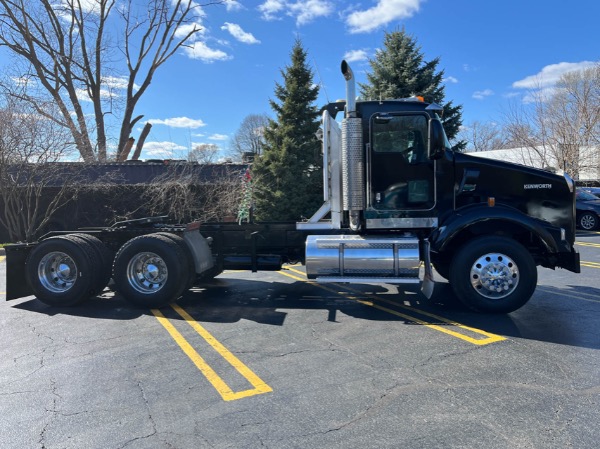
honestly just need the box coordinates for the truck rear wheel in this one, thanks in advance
[449,236,537,313]
[112,234,188,308]
[153,232,196,290]
[26,236,97,306]
[68,233,114,294]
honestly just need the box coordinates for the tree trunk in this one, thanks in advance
[132,123,152,160]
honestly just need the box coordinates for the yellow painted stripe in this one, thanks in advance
[578,230,600,236]
[575,242,600,248]
[279,268,505,346]
[537,286,600,304]
[151,308,271,401]
[170,304,272,400]
[581,262,600,269]
[343,284,505,345]
[0,256,5,263]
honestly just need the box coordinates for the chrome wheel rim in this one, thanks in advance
[38,251,77,293]
[127,252,168,294]
[470,252,519,299]
[580,214,596,230]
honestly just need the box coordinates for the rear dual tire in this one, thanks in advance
[26,236,99,307]
[112,234,189,308]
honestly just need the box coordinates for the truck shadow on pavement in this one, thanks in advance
[12,291,145,320]
[11,277,600,350]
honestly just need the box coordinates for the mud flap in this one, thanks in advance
[421,240,435,299]
[5,243,35,300]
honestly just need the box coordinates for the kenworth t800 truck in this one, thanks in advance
[4,61,580,313]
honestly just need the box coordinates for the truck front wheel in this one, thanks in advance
[449,236,537,313]
[112,234,188,308]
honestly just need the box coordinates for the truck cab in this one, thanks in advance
[299,60,580,313]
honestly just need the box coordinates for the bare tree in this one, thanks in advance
[142,164,244,223]
[0,94,78,242]
[229,113,269,161]
[0,0,222,162]
[188,143,221,164]
[503,64,600,179]
[458,120,507,152]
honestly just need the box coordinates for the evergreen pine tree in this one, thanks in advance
[360,29,465,151]
[252,40,322,221]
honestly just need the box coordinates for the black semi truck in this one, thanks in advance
[4,61,580,313]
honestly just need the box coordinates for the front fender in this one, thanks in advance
[431,204,560,254]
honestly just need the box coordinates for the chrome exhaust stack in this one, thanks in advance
[341,60,356,118]
[340,60,364,231]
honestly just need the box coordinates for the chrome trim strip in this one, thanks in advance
[366,217,438,229]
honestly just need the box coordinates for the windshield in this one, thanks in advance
[576,190,597,201]
[434,113,451,149]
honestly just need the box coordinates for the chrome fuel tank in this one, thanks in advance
[305,235,420,283]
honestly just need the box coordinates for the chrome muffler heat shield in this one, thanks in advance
[305,235,420,284]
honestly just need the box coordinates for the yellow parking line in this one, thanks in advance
[279,267,505,346]
[576,242,600,248]
[537,286,600,304]
[581,260,600,268]
[0,256,5,263]
[151,306,272,401]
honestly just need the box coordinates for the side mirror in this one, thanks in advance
[429,119,446,160]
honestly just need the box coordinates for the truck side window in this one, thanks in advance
[370,113,433,210]
[372,115,427,164]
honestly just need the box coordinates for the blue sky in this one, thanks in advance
[2,0,599,160]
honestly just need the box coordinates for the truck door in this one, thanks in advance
[366,112,436,225]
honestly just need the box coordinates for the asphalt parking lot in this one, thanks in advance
[1,232,599,449]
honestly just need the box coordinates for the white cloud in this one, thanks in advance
[258,0,333,25]
[344,49,369,63]
[11,76,33,88]
[103,76,141,91]
[472,89,494,100]
[74,75,141,102]
[182,41,231,62]
[142,141,188,158]
[174,22,206,40]
[147,117,207,128]
[57,0,100,14]
[208,133,229,141]
[225,0,243,11]
[221,22,260,44]
[346,0,422,34]
[258,0,286,20]
[512,61,597,89]
[290,0,333,25]
[443,76,459,84]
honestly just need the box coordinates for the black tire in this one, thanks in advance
[449,236,537,313]
[69,233,114,294]
[430,254,450,280]
[112,234,189,308]
[578,212,598,231]
[153,232,196,291]
[26,236,97,306]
